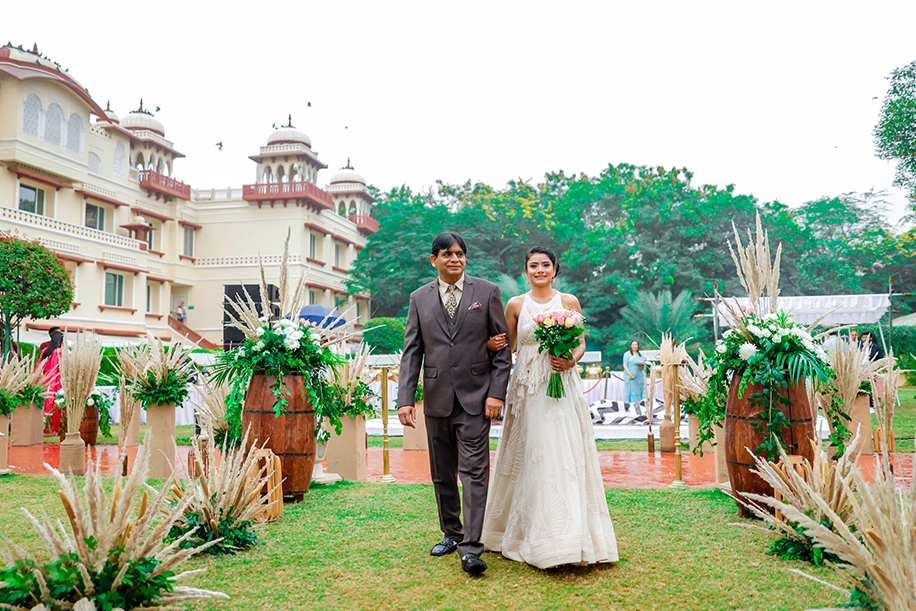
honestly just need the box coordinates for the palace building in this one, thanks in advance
[0,43,376,348]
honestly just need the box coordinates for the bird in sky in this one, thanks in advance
[216,142,223,150]
[272,123,277,129]
[872,96,878,100]
[155,105,161,112]
[308,102,312,107]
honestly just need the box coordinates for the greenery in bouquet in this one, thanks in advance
[707,309,837,461]
[53,389,113,437]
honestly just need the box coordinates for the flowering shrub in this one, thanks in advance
[533,308,586,399]
[703,309,841,461]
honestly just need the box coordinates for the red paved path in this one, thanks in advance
[8,444,912,489]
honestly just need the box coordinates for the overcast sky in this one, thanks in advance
[8,1,916,226]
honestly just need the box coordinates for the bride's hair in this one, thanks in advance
[525,246,560,277]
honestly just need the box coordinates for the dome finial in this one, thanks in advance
[105,100,111,111]
[138,98,144,113]
[286,114,294,128]
[345,157,352,170]
[32,43,38,54]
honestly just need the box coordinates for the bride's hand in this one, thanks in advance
[550,355,575,372]
[487,333,507,351]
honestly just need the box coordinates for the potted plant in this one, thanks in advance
[52,388,113,445]
[58,334,103,476]
[119,335,194,478]
[9,353,49,447]
[0,354,30,475]
[213,231,361,501]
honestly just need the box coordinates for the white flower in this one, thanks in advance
[747,324,763,337]
[238,348,246,357]
[723,330,733,338]
[769,325,777,332]
[764,313,777,321]
[253,341,265,352]
[739,343,758,361]
[772,334,781,343]
[716,343,728,354]
[255,328,265,337]
[87,397,95,407]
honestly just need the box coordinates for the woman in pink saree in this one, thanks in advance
[38,329,64,434]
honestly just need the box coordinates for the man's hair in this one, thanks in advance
[431,232,467,257]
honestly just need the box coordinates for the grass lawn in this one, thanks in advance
[0,475,844,611]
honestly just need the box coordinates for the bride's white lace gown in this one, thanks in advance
[482,292,618,569]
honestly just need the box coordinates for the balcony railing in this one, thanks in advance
[347,214,380,236]
[138,169,191,201]
[0,205,142,250]
[242,181,333,211]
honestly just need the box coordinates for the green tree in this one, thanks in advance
[618,289,702,346]
[0,235,73,357]
[875,60,916,212]
[362,317,406,355]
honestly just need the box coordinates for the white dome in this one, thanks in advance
[121,111,165,136]
[268,126,311,148]
[330,168,366,186]
[103,109,119,123]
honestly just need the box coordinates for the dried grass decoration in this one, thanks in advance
[120,335,195,478]
[165,427,281,554]
[0,439,228,610]
[0,354,32,418]
[8,353,51,447]
[58,334,103,476]
[742,438,916,611]
[736,433,865,567]
[320,341,377,443]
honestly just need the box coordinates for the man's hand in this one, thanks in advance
[398,405,417,429]
[485,397,503,420]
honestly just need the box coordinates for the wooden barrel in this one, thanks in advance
[725,374,815,516]
[243,374,316,502]
[79,407,99,446]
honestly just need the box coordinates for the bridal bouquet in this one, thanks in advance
[533,308,585,399]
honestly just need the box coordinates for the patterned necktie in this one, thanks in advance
[445,284,458,319]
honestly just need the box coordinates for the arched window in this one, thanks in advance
[338,203,347,216]
[44,103,64,146]
[114,141,127,177]
[22,94,41,136]
[276,165,286,183]
[88,152,101,174]
[262,165,272,183]
[157,157,165,174]
[135,152,145,170]
[165,160,172,177]
[66,113,83,153]
[349,200,357,215]
[290,164,300,182]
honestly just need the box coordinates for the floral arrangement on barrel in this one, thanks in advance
[0,439,227,610]
[165,427,280,556]
[692,215,842,463]
[532,308,586,399]
[52,389,113,439]
[211,230,374,447]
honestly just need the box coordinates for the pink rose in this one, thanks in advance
[556,315,566,325]
[534,313,545,323]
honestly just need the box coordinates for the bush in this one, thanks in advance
[363,317,406,355]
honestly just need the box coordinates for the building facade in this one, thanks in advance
[0,43,376,348]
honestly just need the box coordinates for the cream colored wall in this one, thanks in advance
[0,73,370,347]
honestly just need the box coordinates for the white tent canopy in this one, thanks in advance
[716,294,891,326]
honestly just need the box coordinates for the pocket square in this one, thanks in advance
[469,302,482,310]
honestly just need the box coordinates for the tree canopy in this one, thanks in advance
[0,235,73,357]
[347,163,916,360]
[875,60,916,214]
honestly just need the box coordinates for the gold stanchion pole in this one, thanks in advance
[378,365,397,483]
[670,363,687,488]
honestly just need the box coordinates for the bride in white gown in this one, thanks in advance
[481,246,618,569]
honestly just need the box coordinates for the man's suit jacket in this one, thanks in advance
[398,275,511,418]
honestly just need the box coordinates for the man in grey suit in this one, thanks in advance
[398,232,511,575]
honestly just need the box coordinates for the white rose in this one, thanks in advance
[255,328,265,337]
[769,325,777,332]
[723,330,733,338]
[747,324,762,337]
[253,341,265,352]
[764,313,777,321]
[739,343,758,361]
[544,318,556,328]
[87,397,95,407]
[716,343,728,354]
[564,318,575,328]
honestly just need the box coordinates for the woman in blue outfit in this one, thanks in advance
[622,341,646,404]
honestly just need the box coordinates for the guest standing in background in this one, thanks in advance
[622,340,647,404]
[38,327,64,434]
[176,302,187,324]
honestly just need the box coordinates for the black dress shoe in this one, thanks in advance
[430,537,460,557]
[461,553,487,575]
